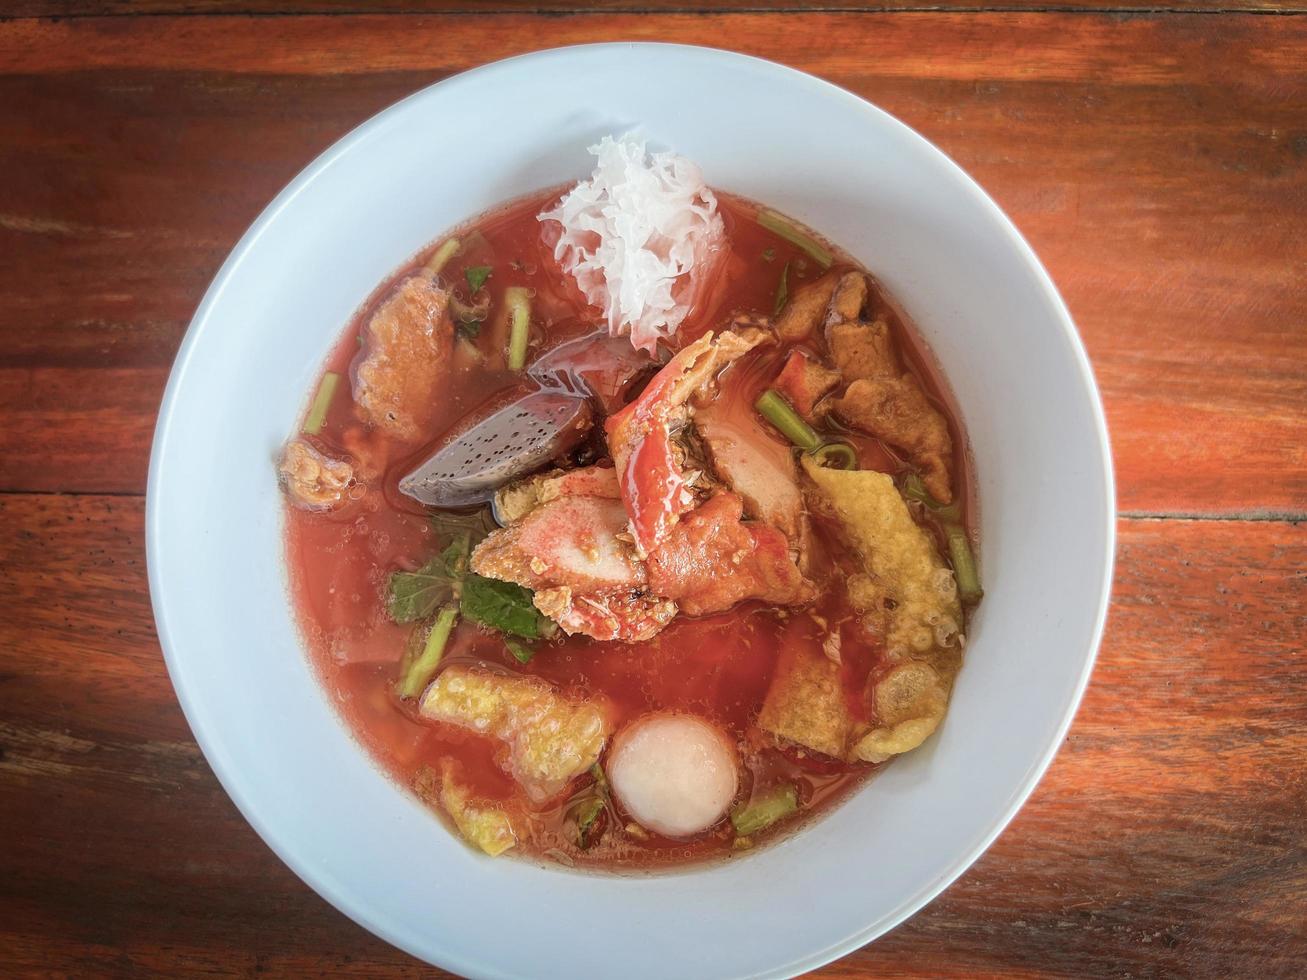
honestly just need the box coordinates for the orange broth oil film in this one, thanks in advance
[284,189,973,868]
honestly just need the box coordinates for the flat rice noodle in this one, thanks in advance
[538,135,725,353]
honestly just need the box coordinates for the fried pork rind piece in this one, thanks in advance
[278,439,354,511]
[801,459,963,762]
[774,271,840,342]
[353,275,454,441]
[419,666,611,802]
[757,629,853,758]
[824,284,955,504]
[416,761,518,857]
[533,587,678,643]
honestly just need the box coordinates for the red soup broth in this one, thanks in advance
[284,188,974,869]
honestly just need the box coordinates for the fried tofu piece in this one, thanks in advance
[417,761,518,856]
[354,275,454,441]
[826,314,955,504]
[832,375,954,504]
[827,318,900,383]
[472,495,647,594]
[847,572,890,637]
[771,349,842,419]
[645,492,814,617]
[774,271,840,342]
[278,438,354,511]
[801,460,964,762]
[420,666,611,802]
[534,587,678,643]
[775,270,867,344]
[758,624,853,757]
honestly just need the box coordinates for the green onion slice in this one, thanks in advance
[947,527,983,605]
[900,473,962,523]
[730,784,799,837]
[757,209,834,269]
[812,441,857,470]
[396,605,458,699]
[425,238,460,277]
[773,261,790,315]
[755,389,822,452]
[505,287,531,371]
[302,371,340,436]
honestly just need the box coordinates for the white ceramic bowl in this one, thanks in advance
[148,43,1114,980]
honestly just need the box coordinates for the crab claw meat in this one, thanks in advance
[605,329,771,557]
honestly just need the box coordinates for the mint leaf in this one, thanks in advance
[387,554,459,624]
[465,265,492,293]
[460,574,545,639]
[429,511,494,549]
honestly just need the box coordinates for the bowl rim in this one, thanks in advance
[147,41,1116,978]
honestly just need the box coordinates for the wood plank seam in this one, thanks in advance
[2,5,1307,18]
[1119,510,1307,522]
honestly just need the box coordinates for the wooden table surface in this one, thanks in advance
[2,2,1304,977]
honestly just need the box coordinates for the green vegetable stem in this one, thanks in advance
[302,372,340,436]
[756,389,823,452]
[730,784,799,836]
[425,238,461,277]
[504,287,531,371]
[773,262,790,315]
[396,605,458,699]
[756,209,833,269]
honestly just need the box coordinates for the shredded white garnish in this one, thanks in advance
[539,134,726,353]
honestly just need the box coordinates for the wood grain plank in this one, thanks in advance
[6,1,1305,17]
[0,494,1303,977]
[0,13,1304,511]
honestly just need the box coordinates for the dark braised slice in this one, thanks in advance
[398,392,592,508]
